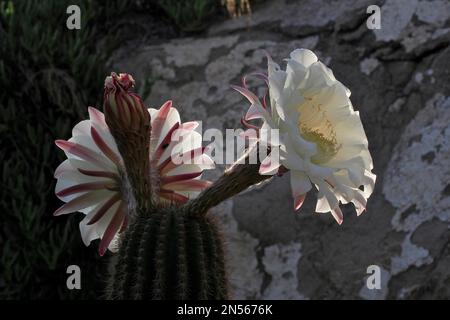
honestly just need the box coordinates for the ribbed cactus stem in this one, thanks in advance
[107,206,228,300]
[175,211,189,299]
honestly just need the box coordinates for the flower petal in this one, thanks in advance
[56,181,115,197]
[87,193,121,225]
[289,49,318,68]
[90,126,121,166]
[331,206,344,225]
[290,171,312,203]
[98,202,126,256]
[259,153,281,175]
[55,140,112,170]
[294,194,307,211]
[88,106,107,127]
[53,190,110,216]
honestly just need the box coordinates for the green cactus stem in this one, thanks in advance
[107,205,228,300]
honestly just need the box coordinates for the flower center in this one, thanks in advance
[298,99,340,164]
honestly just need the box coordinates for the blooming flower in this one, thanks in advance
[54,100,213,256]
[233,49,376,224]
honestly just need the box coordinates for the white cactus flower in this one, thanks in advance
[233,49,376,224]
[54,101,214,255]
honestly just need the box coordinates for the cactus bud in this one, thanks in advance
[103,72,153,212]
[103,72,149,130]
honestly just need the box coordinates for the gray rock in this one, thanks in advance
[111,0,450,299]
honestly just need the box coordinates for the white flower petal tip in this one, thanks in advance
[259,155,281,176]
[87,106,106,126]
[55,100,213,256]
[234,48,376,224]
[161,99,173,109]
[289,49,318,67]
[356,207,366,216]
[245,104,264,121]
[331,207,344,225]
[294,194,306,211]
[180,121,199,131]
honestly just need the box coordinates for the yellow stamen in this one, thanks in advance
[298,101,340,164]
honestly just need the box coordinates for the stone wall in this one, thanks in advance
[112,0,450,299]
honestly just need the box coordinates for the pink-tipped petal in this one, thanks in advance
[87,193,121,225]
[331,207,344,225]
[356,205,366,216]
[294,194,306,211]
[77,168,119,181]
[230,85,258,105]
[56,182,115,197]
[179,121,199,131]
[245,103,264,121]
[290,171,312,205]
[88,107,107,127]
[53,191,104,216]
[55,140,109,169]
[160,100,173,110]
[54,160,73,178]
[90,126,121,166]
[98,202,126,256]
[151,100,172,141]
[353,191,367,210]
[153,122,180,162]
[259,154,281,175]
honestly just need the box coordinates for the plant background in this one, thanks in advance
[1,0,449,299]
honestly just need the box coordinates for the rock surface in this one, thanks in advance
[112,0,450,299]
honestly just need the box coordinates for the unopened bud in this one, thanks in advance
[103,72,148,130]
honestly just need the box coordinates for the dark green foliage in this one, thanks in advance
[0,0,140,299]
[108,206,228,300]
